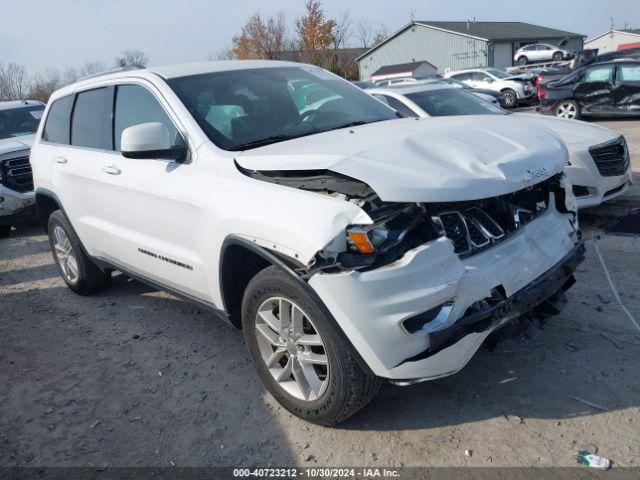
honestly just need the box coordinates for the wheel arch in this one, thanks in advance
[219,236,307,329]
[35,188,63,232]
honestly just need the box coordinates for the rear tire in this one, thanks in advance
[47,210,111,295]
[0,225,11,238]
[502,89,518,108]
[555,100,581,120]
[517,56,528,65]
[242,265,382,426]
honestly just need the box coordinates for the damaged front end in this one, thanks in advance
[238,163,582,380]
[238,162,578,273]
[307,172,577,274]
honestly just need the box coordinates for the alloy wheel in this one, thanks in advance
[556,102,577,119]
[255,297,329,401]
[503,91,517,108]
[52,225,79,283]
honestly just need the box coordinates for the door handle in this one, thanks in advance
[54,155,68,164]
[102,165,121,175]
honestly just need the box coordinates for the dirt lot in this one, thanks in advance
[1,118,639,469]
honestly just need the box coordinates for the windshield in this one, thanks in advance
[486,69,510,79]
[0,105,44,140]
[406,88,505,117]
[168,66,397,151]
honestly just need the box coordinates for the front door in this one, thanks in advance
[613,63,640,114]
[95,82,209,299]
[574,64,615,114]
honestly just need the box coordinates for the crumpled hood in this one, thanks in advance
[236,116,567,202]
[0,135,34,156]
[514,113,618,146]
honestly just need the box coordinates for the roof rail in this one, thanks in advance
[78,65,145,82]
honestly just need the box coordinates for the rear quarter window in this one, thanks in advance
[42,95,74,144]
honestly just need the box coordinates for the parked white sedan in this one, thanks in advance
[367,84,632,209]
[443,68,536,108]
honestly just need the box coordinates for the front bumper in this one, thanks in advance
[565,155,633,209]
[0,185,36,226]
[309,206,580,380]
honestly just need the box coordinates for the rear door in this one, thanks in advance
[613,63,640,114]
[537,45,554,62]
[48,86,118,259]
[573,64,615,114]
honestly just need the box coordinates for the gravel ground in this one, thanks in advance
[1,118,639,469]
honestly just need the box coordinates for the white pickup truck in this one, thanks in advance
[0,100,45,237]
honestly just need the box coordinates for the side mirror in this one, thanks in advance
[121,122,187,162]
[486,78,495,83]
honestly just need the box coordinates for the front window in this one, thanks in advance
[0,105,44,140]
[583,65,614,83]
[405,88,505,117]
[485,69,509,79]
[167,66,397,151]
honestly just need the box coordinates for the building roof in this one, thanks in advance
[357,21,585,62]
[371,61,437,77]
[278,47,368,64]
[416,21,583,41]
[586,29,640,45]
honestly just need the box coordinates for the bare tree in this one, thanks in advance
[63,60,107,84]
[355,18,372,48]
[331,10,353,50]
[0,63,29,100]
[372,24,389,47]
[207,46,234,61]
[232,11,288,60]
[115,50,149,67]
[29,68,63,103]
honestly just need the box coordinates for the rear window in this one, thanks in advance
[406,88,504,117]
[42,96,74,144]
[71,87,113,149]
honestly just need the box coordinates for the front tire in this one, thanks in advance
[555,100,580,120]
[0,225,11,238]
[47,210,111,295]
[502,89,518,108]
[552,51,563,62]
[242,265,382,426]
[517,56,528,65]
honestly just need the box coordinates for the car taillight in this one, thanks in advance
[535,75,542,92]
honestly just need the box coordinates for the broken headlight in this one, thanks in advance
[346,204,429,255]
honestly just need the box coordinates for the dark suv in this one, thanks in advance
[539,60,640,119]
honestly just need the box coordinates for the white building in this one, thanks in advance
[369,61,437,83]
[585,29,640,54]
[356,21,584,80]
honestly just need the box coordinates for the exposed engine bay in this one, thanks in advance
[237,163,574,273]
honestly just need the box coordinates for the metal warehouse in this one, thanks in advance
[357,21,584,79]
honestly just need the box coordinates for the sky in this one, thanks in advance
[1,0,639,73]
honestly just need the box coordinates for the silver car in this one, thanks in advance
[514,43,570,65]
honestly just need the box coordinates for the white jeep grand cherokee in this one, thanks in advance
[31,61,584,425]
